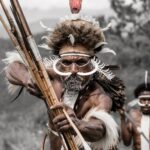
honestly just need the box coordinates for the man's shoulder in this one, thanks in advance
[93,74,126,111]
[89,93,112,112]
[129,108,141,118]
[85,81,112,111]
[88,82,112,100]
[47,68,60,80]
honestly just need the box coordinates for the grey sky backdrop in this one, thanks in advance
[0,0,115,38]
[1,0,113,22]
[0,0,137,38]
[6,0,110,10]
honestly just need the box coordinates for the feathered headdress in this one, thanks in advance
[40,15,116,56]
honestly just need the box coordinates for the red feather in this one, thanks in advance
[69,0,82,14]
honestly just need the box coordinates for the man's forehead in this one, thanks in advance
[60,55,90,60]
[59,45,93,56]
[139,91,150,99]
[140,91,150,95]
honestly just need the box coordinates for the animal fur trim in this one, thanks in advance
[2,51,24,95]
[5,78,21,95]
[47,19,105,54]
[2,51,24,70]
[76,108,119,150]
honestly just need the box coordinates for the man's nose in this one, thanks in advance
[145,100,149,105]
[71,63,78,74]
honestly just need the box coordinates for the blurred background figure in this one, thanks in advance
[119,71,150,150]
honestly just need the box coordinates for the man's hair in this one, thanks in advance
[134,83,150,98]
[47,19,105,55]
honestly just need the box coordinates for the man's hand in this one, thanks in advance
[118,108,126,120]
[51,103,106,142]
[51,102,81,134]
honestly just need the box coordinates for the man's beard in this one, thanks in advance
[64,74,85,91]
[141,106,150,115]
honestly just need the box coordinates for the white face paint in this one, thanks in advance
[52,52,94,91]
[138,94,150,107]
[137,101,150,107]
[52,54,98,77]
[138,92,150,114]
[53,58,72,76]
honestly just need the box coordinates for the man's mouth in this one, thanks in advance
[142,106,149,109]
[64,75,83,91]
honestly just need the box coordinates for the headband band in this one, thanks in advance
[60,52,91,57]
[137,101,150,107]
[138,95,150,99]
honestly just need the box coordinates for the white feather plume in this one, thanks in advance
[95,42,108,49]
[93,57,115,80]
[145,70,148,88]
[102,22,112,32]
[100,47,116,56]
[41,36,50,42]
[43,56,58,69]
[68,34,75,45]
[60,14,100,27]
[2,51,24,69]
[2,51,24,95]
[38,43,51,50]
[40,21,54,32]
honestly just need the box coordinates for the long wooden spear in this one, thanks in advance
[0,0,78,149]
[0,1,92,149]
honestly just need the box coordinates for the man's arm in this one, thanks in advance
[51,91,119,149]
[5,61,44,98]
[78,92,112,141]
[6,61,29,86]
[5,60,63,99]
[119,109,133,146]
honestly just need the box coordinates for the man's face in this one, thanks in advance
[139,91,150,115]
[57,45,94,90]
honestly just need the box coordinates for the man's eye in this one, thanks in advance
[140,99,145,103]
[76,59,89,66]
[61,60,72,66]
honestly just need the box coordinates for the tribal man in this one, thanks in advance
[120,82,150,150]
[3,15,125,150]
